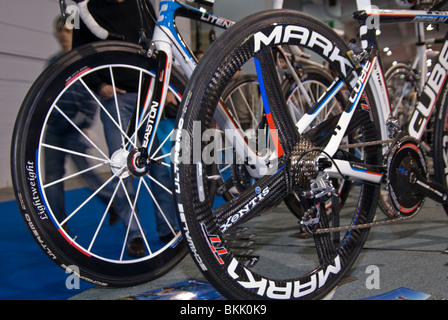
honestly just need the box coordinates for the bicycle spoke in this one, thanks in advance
[78,77,137,149]
[60,169,122,227]
[149,128,173,159]
[141,177,177,236]
[56,103,110,155]
[43,162,107,189]
[146,173,173,195]
[87,183,121,252]
[108,67,125,146]
[41,143,110,165]
[119,177,148,260]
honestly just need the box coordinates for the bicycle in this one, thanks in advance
[172,0,448,299]
[11,0,335,287]
[10,0,232,287]
[379,1,448,218]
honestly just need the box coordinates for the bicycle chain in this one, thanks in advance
[338,139,393,149]
[315,138,416,234]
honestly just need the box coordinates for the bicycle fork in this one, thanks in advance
[125,39,174,176]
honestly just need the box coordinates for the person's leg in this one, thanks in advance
[101,93,144,256]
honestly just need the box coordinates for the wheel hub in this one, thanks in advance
[109,148,152,178]
[110,148,131,178]
[127,149,150,177]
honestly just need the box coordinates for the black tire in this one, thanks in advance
[173,10,382,299]
[380,63,419,218]
[11,41,187,287]
[433,84,448,216]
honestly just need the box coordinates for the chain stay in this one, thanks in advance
[313,202,421,234]
[310,138,417,234]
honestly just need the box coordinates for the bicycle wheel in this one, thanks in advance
[173,10,382,299]
[11,41,187,286]
[379,63,420,218]
[433,84,448,216]
[385,63,418,128]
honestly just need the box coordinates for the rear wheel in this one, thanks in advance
[381,63,419,218]
[433,85,448,216]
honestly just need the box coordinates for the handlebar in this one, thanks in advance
[78,0,109,39]
[60,0,215,40]
[60,0,109,39]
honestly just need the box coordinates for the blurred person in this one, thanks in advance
[44,17,120,232]
[72,0,178,257]
[48,17,72,63]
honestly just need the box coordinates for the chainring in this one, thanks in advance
[387,137,427,216]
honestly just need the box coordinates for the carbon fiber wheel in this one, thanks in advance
[173,9,382,299]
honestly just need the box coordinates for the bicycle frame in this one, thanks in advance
[152,1,278,178]
[292,3,448,192]
[387,22,436,120]
[139,0,231,153]
[127,0,276,179]
[153,0,232,79]
[357,5,448,138]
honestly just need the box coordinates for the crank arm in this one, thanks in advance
[410,171,448,205]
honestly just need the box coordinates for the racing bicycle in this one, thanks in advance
[380,6,447,217]
[172,0,448,299]
[10,0,335,287]
[10,0,229,287]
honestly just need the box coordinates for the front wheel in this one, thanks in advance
[11,41,187,286]
[173,10,382,299]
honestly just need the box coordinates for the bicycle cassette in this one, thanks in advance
[386,137,426,216]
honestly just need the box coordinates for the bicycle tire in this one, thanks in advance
[433,82,448,216]
[381,63,420,218]
[11,41,187,287]
[173,10,382,299]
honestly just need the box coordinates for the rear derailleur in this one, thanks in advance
[299,171,338,233]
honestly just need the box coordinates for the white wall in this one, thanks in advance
[0,0,288,190]
[0,0,61,189]
[0,0,168,190]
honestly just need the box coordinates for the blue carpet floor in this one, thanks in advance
[0,198,94,300]
[0,119,177,300]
